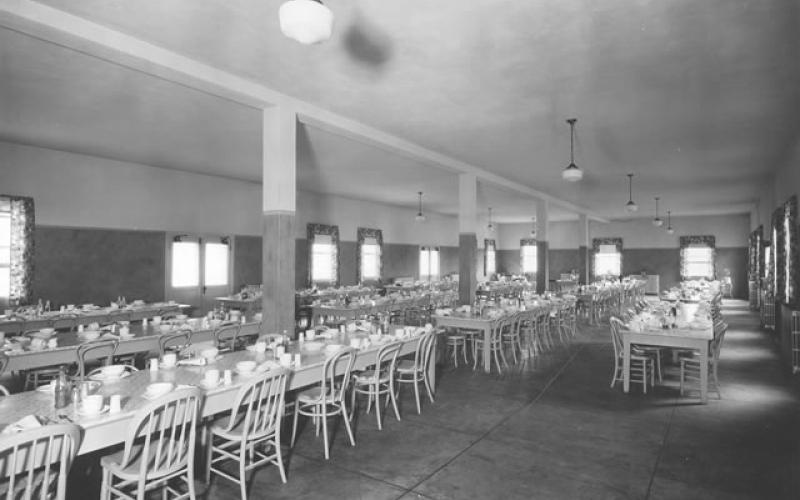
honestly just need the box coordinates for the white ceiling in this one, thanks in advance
[2,0,798,222]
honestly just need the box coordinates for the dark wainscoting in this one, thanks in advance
[232,235,262,291]
[34,226,166,306]
[440,246,460,276]
[295,238,308,290]
[549,249,581,279]
[622,249,682,293]
[497,249,520,275]
[716,247,748,299]
[339,241,358,286]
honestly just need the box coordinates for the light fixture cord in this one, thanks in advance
[418,192,423,214]
[628,174,633,202]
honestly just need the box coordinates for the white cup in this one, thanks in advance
[152,316,162,325]
[280,353,292,366]
[82,395,104,414]
[204,369,220,386]
[254,341,267,353]
[305,330,315,341]
[109,394,122,413]
[223,369,233,385]
[275,345,285,357]
[294,353,302,366]
[119,326,130,336]
[162,352,177,367]
[350,338,361,349]
[149,358,159,371]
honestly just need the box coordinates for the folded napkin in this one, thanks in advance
[2,415,43,435]
[177,357,207,366]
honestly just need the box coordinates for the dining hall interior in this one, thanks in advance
[0,1,799,499]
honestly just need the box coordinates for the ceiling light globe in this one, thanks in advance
[667,226,675,235]
[415,213,426,223]
[487,224,495,233]
[279,0,333,45]
[653,217,664,227]
[530,230,536,238]
[562,163,583,182]
[625,201,638,213]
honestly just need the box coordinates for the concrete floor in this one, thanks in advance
[145,300,800,499]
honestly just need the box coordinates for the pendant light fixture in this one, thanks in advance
[415,191,426,222]
[666,210,675,234]
[652,197,664,227]
[529,217,537,238]
[487,207,495,233]
[625,173,638,213]
[279,0,334,45]
[562,118,583,182]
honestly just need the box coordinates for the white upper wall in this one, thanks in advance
[498,213,750,250]
[0,141,458,245]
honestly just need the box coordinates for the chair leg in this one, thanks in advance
[389,379,401,421]
[413,377,422,414]
[462,340,468,364]
[291,402,300,447]
[238,446,247,500]
[423,372,435,404]
[374,382,382,430]
[321,405,330,460]
[341,401,356,446]
[205,432,214,484]
[101,467,111,500]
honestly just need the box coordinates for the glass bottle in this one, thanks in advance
[53,367,69,409]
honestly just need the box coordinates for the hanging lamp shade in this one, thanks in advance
[625,173,638,213]
[562,118,583,182]
[279,0,334,45]
[652,197,664,227]
[666,210,675,234]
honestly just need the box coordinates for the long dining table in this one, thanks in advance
[0,302,187,333]
[0,327,434,455]
[622,325,713,403]
[432,312,495,373]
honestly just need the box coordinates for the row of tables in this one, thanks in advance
[0,323,433,455]
[0,302,185,333]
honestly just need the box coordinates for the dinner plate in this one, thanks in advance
[245,345,268,353]
[76,405,109,417]
[88,371,131,382]
[143,383,174,400]
[199,379,223,390]
[235,368,257,378]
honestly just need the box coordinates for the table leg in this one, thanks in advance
[699,341,709,404]
[623,337,631,393]
[483,325,491,373]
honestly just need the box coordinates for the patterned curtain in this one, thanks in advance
[2,195,35,305]
[679,235,715,280]
[483,239,496,276]
[306,223,339,287]
[748,226,763,282]
[778,195,798,306]
[356,227,383,284]
[590,237,623,278]
[773,206,786,304]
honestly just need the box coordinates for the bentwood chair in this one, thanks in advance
[473,318,507,374]
[213,324,241,352]
[501,312,525,364]
[680,322,728,399]
[609,317,654,394]
[0,423,82,500]
[206,368,289,499]
[396,330,438,413]
[291,347,357,460]
[351,341,403,430]
[77,339,119,380]
[100,387,203,500]
[159,330,193,356]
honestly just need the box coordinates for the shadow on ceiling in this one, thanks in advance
[342,15,393,70]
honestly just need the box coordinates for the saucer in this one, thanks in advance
[77,405,109,417]
[235,368,257,378]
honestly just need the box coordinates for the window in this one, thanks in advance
[311,235,335,283]
[594,244,621,277]
[420,246,440,281]
[785,214,791,301]
[683,247,714,279]
[204,242,229,287]
[521,241,537,274]
[485,239,496,276]
[360,238,381,281]
[171,240,200,287]
[0,211,9,299]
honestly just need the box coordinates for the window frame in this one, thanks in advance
[307,224,339,287]
[419,246,440,282]
[357,227,383,284]
[484,239,496,276]
[520,239,537,276]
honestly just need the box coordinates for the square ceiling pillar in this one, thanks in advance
[261,105,297,336]
[459,173,478,305]
[578,214,590,285]
[536,200,549,293]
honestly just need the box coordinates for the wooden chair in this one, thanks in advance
[100,387,203,500]
[396,330,438,413]
[291,347,357,460]
[680,322,728,398]
[213,324,241,352]
[350,341,403,430]
[0,423,82,500]
[236,321,262,348]
[206,368,289,500]
[501,312,525,364]
[472,318,507,374]
[444,330,468,367]
[158,330,192,356]
[77,339,119,380]
[609,317,654,394]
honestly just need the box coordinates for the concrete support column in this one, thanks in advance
[261,106,296,336]
[578,214,590,284]
[458,174,478,305]
[536,200,550,293]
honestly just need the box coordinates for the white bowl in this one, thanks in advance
[236,361,256,373]
[38,328,56,337]
[200,347,219,360]
[144,383,173,399]
[87,322,100,331]
[101,365,126,377]
[80,331,100,341]
[159,324,172,333]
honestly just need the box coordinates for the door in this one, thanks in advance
[165,234,232,315]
